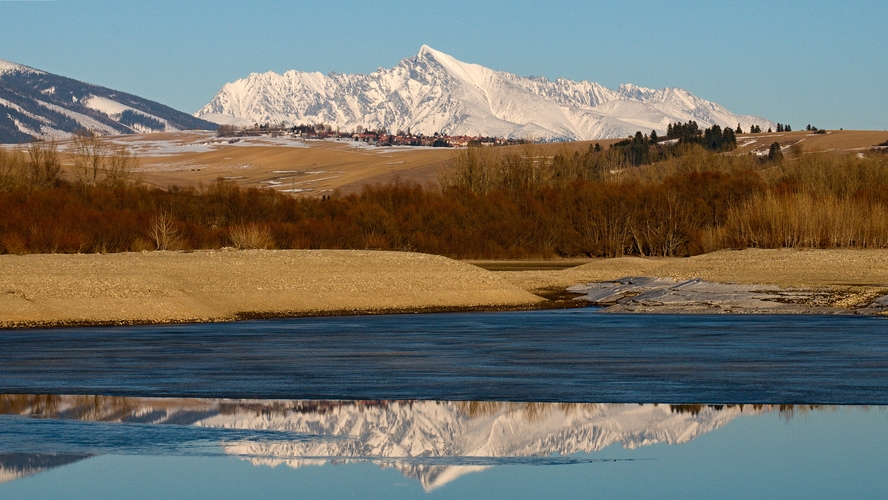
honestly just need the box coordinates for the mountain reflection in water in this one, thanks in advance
[0,394,842,491]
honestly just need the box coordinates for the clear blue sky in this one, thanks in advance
[2,0,886,130]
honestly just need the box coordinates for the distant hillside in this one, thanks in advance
[0,60,216,143]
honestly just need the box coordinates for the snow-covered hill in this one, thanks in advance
[0,60,216,143]
[197,46,774,141]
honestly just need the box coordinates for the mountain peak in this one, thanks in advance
[197,48,774,140]
[416,44,444,59]
[0,59,40,76]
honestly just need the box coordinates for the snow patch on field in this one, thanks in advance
[89,132,306,157]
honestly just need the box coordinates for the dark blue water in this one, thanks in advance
[2,309,888,403]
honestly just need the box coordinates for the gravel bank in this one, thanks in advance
[496,249,888,313]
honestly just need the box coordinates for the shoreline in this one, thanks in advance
[3,302,586,330]
[3,248,888,329]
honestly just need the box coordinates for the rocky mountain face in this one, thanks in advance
[197,46,774,140]
[0,60,216,143]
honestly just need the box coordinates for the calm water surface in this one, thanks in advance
[2,309,887,403]
[0,395,885,499]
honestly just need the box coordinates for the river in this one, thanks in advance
[2,309,887,403]
[2,309,887,498]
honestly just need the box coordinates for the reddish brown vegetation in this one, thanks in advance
[2,146,888,258]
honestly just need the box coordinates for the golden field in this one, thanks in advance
[33,129,886,196]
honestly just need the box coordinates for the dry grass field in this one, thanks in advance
[109,132,455,195]
[37,129,887,197]
[43,132,623,195]
[733,129,888,156]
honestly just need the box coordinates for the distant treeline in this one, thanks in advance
[2,138,888,258]
[603,122,738,167]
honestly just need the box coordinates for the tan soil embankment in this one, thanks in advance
[0,250,544,328]
[4,248,888,328]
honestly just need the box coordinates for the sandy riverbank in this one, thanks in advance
[2,248,888,328]
[0,250,544,328]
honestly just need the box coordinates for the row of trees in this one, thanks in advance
[0,131,140,192]
[0,141,61,191]
[592,124,737,168]
[669,121,787,135]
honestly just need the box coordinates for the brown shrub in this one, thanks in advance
[228,223,274,250]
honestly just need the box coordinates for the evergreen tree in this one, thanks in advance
[736,124,743,134]
[650,130,658,143]
[722,127,737,150]
[703,124,723,150]
[786,124,792,132]
[768,142,783,161]
[777,123,784,132]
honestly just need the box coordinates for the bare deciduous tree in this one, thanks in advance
[73,131,106,186]
[148,210,181,251]
[26,139,61,190]
[1,140,60,191]
[0,147,25,191]
[105,145,140,187]
[72,130,139,186]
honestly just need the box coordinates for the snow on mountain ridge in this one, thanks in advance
[0,59,42,76]
[0,60,216,142]
[197,46,774,140]
[201,401,759,491]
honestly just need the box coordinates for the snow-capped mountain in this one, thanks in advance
[197,46,774,141]
[1,394,771,490]
[201,401,761,491]
[0,60,216,143]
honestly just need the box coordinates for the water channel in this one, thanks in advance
[2,309,887,497]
